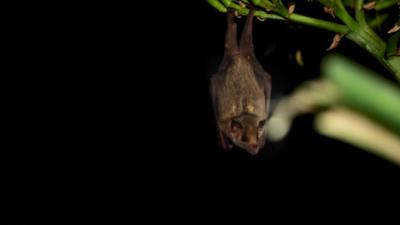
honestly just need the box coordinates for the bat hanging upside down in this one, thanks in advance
[210,9,271,155]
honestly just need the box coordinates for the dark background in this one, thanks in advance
[5,1,400,224]
[135,1,400,211]
[2,0,23,144]
[191,2,400,179]
[162,1,400,200]
[3,1,34,224]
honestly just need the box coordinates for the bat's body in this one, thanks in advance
[210,10,271,155]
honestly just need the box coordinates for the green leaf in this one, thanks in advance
[375,0,399,11]
[322,54,400,135]
[207,0,228,12]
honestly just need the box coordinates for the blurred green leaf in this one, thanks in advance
[315,108,400,166]
[375,0,399,11]
[322,55,400,135]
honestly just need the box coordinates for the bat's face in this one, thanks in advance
[226,114,266,155]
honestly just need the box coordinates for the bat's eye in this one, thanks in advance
[231,120,242,132]
[258,120,266,128]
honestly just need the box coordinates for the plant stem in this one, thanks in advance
[288,13,349,33]
[206,0,400,81]
[332,0,360,30]
[355,0,367,26]
[386,58,400,81]
[368,14,389,29]
[375,0,400,11]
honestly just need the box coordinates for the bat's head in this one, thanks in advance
[227,114,267,155]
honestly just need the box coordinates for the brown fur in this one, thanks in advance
[210,10,271,155]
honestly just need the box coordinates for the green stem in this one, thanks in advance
[332,1,360,30]
[207,0,228,13]
[375,0,400,11]
[288,13,349,33]
[235,0,249,3]
[368,14,389,29]
[345,32,390,74]
[206,0,400,81]
[320,1,390,78]
[254,11,285,20]
[353,1,386,55]
[259,0,274,9]
[355,0,367,26]
[386,57,400,81]
[386,32,400,57]
[386,32,400,80]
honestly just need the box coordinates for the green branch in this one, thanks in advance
[206,0,400,82]
[368,14,389,29]
[288,13,348,33]
[355,0,367,26]
[375,0,400,11]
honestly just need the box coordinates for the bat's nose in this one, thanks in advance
[247,143,259,155]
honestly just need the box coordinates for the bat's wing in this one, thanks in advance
[262,72,271,118]
[210,74,233,150]
[261,71,272,148]
[251,61,271,149]
[209,75,220,119]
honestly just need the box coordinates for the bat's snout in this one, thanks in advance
[247,143,259,155]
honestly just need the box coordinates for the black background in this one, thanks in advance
[170,2,400,181]
[5,1,400,224]
[136,0,400,214]
[199,2,400,173]
[148,0,400,213]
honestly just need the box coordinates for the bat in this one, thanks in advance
[210,9,271,155]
